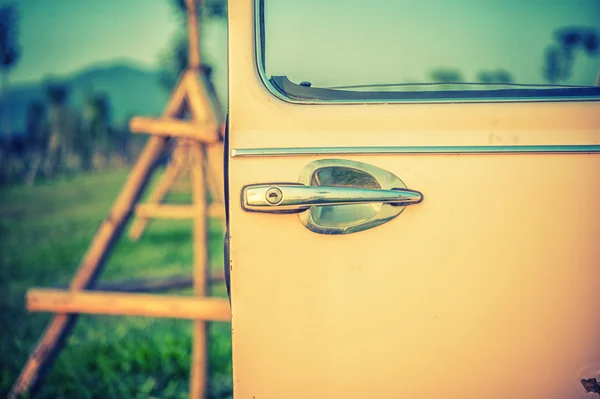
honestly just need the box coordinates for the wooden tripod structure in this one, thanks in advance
[9,1,229,398]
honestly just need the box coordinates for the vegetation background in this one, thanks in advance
[0,1,229,398]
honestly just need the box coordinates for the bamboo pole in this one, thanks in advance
[70,143,169,289]
[135,204,196,219]
[12,1,226,395]
[130,116,219,143]
[9,67,190,399]
[190,70,225,209]
[27,289,231,321]
[208,203,225,219]
[9,136,168,398]
[185,70,225,221]
[129,160,185,240]
[164,71,192,116]
[186,0,201,69]
[134,203,224,220]
[185,72,214,125]
[185,71,225,223]
[190,142,209,399]
[56,272,225,292]
[192,68,225,125]
[170,178,192,194]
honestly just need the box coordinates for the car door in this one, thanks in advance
[226,1,600,398]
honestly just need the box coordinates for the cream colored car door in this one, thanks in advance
[226,1,600,398]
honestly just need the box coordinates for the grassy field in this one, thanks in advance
[0,168,231,398]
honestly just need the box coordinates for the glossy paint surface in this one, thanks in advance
[228,1,600,398]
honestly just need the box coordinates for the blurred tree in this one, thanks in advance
[23,100,48,184]
[81,92,112,169]
[158,0,226,91]
[476,71,495,83]
[476,69,513,84]
[556,27,599,56]
[543,27,599,84]
[45,82,69,105]
[0,5,21,139]
[543,45,568,84]
[45,82,80,178]
[494,69,513,84]
[429,68,464,83]
[114,113,137,164]
[25,100,47,148]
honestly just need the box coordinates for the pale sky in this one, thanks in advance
[264,0,600,88]
[0,0,226,88]
[1,1,175,82]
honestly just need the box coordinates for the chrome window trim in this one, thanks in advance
[232,145,600,158]
[254,0,600,105]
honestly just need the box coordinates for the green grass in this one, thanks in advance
[0,168,231,399]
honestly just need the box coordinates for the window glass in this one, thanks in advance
[260,0,600,101]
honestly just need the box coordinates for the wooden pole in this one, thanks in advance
[9,66,189,398]
[128,160,185,240]
[190,142,209,399]
[187,70,225,212]
[134,203,224,220]
[193,68,225,124]
[208,203,225,219]
[27,289,231,321]
[12,0,226,393]
[129,116,219,142]
[9,136,168,398]
[70,136,168,288]
[186,0,201,69]
[135,204,196,219]
[56,272,225,292]
[185,72,213,124]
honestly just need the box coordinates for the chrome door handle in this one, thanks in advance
[240,159,421,234]
[242,184,423,213]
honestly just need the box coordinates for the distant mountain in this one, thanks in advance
[4,61,170,136]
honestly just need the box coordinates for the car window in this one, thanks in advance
[259,0,600,102]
